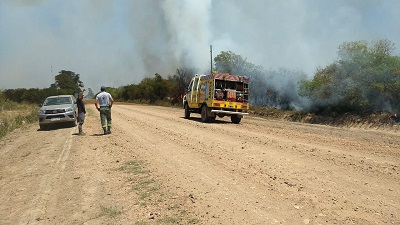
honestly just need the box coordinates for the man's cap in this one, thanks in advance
[101,86,106,91]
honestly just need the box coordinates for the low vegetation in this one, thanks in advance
[251,105,400,130]
[98,206,122,218]
[118,160,199,224]
[0,99,38,139]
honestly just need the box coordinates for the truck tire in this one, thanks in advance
[231,115,241,124]
[201,105,210,122]
[184,103,190,119]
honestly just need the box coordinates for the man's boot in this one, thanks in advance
[103,127,107,135]
[107,126,111,134]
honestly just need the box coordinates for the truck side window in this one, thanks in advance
[216,80,223,89]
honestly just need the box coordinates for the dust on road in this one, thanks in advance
[0,103,399,224]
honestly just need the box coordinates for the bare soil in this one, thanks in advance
[0,103,399,225]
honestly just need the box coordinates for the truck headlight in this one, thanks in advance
[38,109,46,115]
[66,107,74,112]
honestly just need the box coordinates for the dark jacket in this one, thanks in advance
[77,98,86,114]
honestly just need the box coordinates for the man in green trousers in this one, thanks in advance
[95,86,114,135]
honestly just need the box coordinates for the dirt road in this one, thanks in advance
[0,103,399,225]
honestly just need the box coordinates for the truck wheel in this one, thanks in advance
[231,115,241,124]
[184,103,190,119]
[39,124,47,130]
[201,105,210,122]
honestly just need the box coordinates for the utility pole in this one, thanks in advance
[210,45,213,75]
[51,66,54,83]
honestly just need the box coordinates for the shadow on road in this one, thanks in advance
[180,117,231,124]
[37,123,76,131]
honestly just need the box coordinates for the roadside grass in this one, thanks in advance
[0,100,38,139]
[118,160,146,174]
[118,160,200,224]
[250,105,400,129]
[98,205,122,218]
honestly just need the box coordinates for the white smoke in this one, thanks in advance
[0,0,400,90]
[161,0,211,68]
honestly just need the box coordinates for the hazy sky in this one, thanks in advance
[1,0,399,90]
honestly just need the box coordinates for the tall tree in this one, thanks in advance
[214,51,256,75]
[52,70,84,94]
[86,88,95,99]
[167,67,196,102]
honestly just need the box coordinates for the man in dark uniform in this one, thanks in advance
[76,89,86,135]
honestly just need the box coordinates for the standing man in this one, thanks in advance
[95,86,114,135]
[77,89,86,135]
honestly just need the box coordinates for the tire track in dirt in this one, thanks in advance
[0,124,77,224]
[18,128,75,224]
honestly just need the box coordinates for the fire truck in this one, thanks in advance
[183,73,250,124]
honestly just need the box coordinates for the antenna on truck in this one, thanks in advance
[210,45,213,75]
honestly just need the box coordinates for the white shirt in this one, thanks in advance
[96,92,112,107]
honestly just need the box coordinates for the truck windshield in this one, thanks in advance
[44,97,72,106]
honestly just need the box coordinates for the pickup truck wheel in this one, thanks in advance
[231,115,241,124]
[184,103,190,119]
[201,105,210,122]
[39,124,47,130]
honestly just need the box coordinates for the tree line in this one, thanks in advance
[2,38,400,115]
[1,70,85,104]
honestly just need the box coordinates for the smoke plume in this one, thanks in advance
[0,0,399,91]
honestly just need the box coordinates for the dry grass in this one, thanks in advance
[250,106,400,130]
[0,101,38,139]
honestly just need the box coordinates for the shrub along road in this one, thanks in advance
[0,103,399,224]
